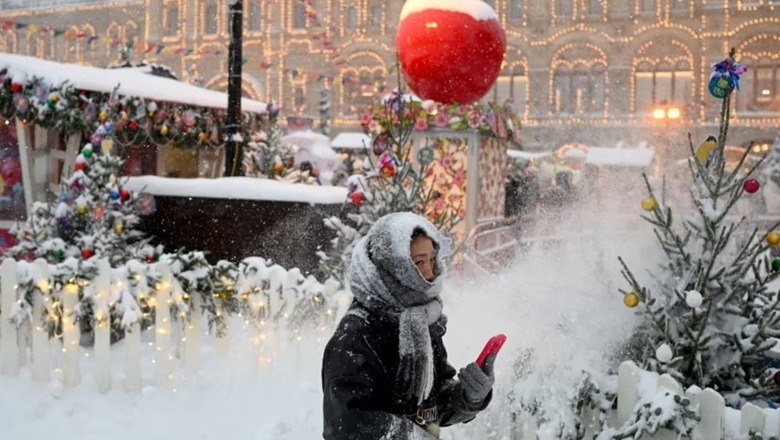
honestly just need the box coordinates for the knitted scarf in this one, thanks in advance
[349,212,446,405]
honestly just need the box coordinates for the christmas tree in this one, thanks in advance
[617,51,780,409]
[7,123,157,266]
[243,115,317,184]
[761,130,780,189]
[317,87,458,283]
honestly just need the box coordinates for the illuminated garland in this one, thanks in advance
[360,98,522,144]
[0,70,266,149]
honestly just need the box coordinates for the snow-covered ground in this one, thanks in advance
[1,207,660,439]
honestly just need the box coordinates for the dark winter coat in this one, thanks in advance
[322,304,491,440]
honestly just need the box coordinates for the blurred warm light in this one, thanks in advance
[425,22,437,28]
[652,108,666,119]
[667,107,681,119]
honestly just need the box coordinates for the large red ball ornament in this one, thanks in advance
[396,0,506,104]
[743,179,760,194]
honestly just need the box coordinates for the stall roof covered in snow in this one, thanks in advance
[331,132,372,150]
[507,149,552,161]
[0,53,267,113]
[123,176,347,204]
[585,147,654,167]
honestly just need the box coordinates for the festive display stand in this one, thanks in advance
[410,129,507,241]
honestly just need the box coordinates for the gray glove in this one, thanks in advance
[458,353,495,404]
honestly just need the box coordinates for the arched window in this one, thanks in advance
[557,0,573,18]
[340,67,386,114]
[293,1,307,29]
[554,63,605,114]
[346,9,358,28]
[632,40,693,114]
[248,1,263,32]
[509,0,524,20]
[588,0,603,16]
[370,5,382,27]
[164,3,179,36]
[483,64,527,115]
[205,1,218,35]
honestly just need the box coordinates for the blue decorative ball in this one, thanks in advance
[103,122,113,133]
[110,190,120,200]
[708,74,734,99]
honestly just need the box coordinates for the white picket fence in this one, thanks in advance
[514,360,780,440]
[0,257,349,395]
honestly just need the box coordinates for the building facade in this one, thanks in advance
[0,0,779,154]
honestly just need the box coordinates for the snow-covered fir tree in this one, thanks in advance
[243,117,317,184]
[8,124,156,266]
[612,53,780,434]
[761,130,780,188]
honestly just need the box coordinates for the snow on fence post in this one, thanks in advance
[125,319,142,393]
[616,361,641,425]
[697,388,724,439]
[155,262,173,384]
[94,259,111,393]
[31,259,50,382]
[184,293,201,380]
[740,402,766,436]
[0,258,19,375]
[61,281,80,386]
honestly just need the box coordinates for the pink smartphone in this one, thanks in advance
[476,334,507,368]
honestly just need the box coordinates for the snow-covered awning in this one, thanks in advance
[0,53,267,113]
[331,132,372,150]
[507,149,552,161]
[585,147,654,167]
[123,176,347,204]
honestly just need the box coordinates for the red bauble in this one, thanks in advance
[129,121,139,131]
[396,0,506,104]
[349,191,365,206]
[120,189,131,201]
[10,82,22,93]
[74,161,87,171]
[743,178,760,194]
[146,254,156,263]
[81,248,94,259]
[380,163,396,178]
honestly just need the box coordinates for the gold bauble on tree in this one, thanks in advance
[641,196,657,212]
[624,292,640,308]
[113,222,124,234]
[767,231,780,247]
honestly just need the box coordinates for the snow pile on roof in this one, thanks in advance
[282,130,343,185]
[0,53,266,113]
[331,132,372,151]
[400,0,498,21]
[123,176,347,204]
[586,147,654,167]
[507,150,552,161]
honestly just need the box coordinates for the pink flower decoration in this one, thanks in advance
[359,108,374,126]
[453,170,466,186]
[434,110,450,127]
[367,120,383,135]
[414,117,429,131]
[467,110,481,128]
[440,155,453,168]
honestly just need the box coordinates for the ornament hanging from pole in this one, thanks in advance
[708,55,747,99]
[395,0,506,104]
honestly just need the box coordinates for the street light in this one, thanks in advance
[652,103,681,120]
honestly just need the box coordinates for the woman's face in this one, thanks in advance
[410,235,436,282]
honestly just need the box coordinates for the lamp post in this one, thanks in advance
[651,101,682,172]
[224,0,244,176]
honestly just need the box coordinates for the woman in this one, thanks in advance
[322,212,495,439]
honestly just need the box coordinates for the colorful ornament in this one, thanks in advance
[10,82,23,93]
[772,259,780,272]
[82,145,93,159]
[101,138,113,155]
[655,343,673,363]
[641,196,657,212]
[146,254,157,263]
[417,146,435,166]
[51,249,64,261]
[274,163,285,174]
[93,204,106,220]
[81,248,94,259]
[774,371,780,386]
[113,222,124,233]
[160,124,169,136]
[743,179,760,194]
[623,292,640,308]
[129,121,139,131]
[767,231,780,247]
[110,189,120,200]
[685,290,703,308]
[396,0,506,104]
[372,133,389,155]
[380,162,397,178]
[75,204,88,215]
[98,111,108,122]
[48,92,60,103]
[74,161,87,172]
[349,191,365,206]
[708,57,747,99]
[120,189,131,201]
